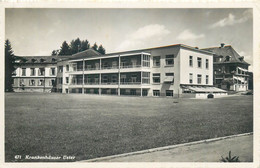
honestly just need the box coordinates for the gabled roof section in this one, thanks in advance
[14,55,59,64]
[68,49,102,60]
[202,45,250,65]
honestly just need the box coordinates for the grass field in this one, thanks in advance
[5,93,253,162]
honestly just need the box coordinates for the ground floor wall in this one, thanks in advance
[13,87,54,93]
[215,83,248,92]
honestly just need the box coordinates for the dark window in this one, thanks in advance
[153,90,160,96]
[197,57,202,68]
[153,73,160,83]
[30,68,35,76]
[189,73,193,84]
[166,90,173,97]
[189,56,193,66]
[22,68,26,76]
[153,56,160,67]
[165,55,174,66]
[197,74,202,84]
[206,75,209,84]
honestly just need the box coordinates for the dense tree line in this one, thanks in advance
[5,39,15,92]
[52,38,106,56]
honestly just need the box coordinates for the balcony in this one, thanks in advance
[120,65,141,69]
[120,82,141,85]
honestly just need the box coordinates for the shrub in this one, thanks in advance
[220,151,240,162]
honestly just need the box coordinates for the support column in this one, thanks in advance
[82,59,85,94]
[118,55,121,96]
[99,73,101,95]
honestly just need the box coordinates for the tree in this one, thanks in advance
[70,38,82,54]
[92,42,98,51]
[81,40,90,51]
[98,45,106,54]
[58,41,71,55]
[51,49,59,56]
[51,38,106,56]
[5,39,15,92]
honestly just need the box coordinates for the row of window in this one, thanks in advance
[20,79,55,86]
[189,73,209,84]
[189,56,209,69]
[153,90,173,96]
[21,68,56,76]
[152,73,174,84]
[153,55,174,67]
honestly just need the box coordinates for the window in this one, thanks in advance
[112,61,118,68]
[225,56,230,62]
[38,79,44,86]
[30,68,35,76]
[130,89,136,95]
[40,58,45,63]
[142,72,150,84]
[131,59,137,67]
[31,59,36,63]
[50,68,56,76]
[197,74,202,84]
[22,68,26,76]
[165,73,174,76]
[165,73,174,83]
[142,89,148,96]
[94,75,99,84]
[142,54,150,67]
[49,79,55,86]
[58,66,63,73]
[20,79,25,86]
[153,73,160,83]
[153,56,160,67]
[66,77,69,84]
[189,73,193,84]
[121,74,127,83]
[165,55,174,66]
[197,57,202,68]
[102,75,108,83]
[206,75,209,84]
[29,80,35,86]
[206,59,209,69]
[153,90,160,96]
[189,56,193,67]
[112,75,118,83]
[166,90,173,97]
[38,68,45,76]
[66,65,69,71]
[131,74,137,83]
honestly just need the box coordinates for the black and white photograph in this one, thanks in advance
[3,4,256,165]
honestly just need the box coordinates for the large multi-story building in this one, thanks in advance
[13,56,62,92]
[13,44,229,98]
[202,43,250,91]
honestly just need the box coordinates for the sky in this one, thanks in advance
[5,8,253,70]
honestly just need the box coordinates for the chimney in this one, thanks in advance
[220,43,225,48]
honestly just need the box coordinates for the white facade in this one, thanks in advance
[56,45,225,98]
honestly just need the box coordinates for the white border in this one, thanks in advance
[0,1,259,168]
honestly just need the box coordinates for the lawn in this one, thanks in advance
[5,93,253,162]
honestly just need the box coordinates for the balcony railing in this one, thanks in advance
[70,65,144,72]
[101,82,119,85]
[70,82,143,85]
[120,65,141,69]
[120,82,141,85]
[85,67,100,71]
[101,66,119,70]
